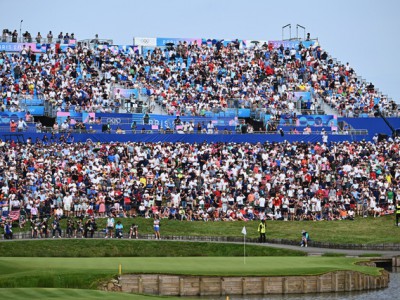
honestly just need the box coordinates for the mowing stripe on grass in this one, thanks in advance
[0,288,174,300]
[0,240,305,257]
[0,257,381,279]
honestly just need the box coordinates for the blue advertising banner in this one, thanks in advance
[147,115,238,129]
[96,45,138,54]
[204,108,249,118]
[296,115,337,127]
[0,42,75,53]
[238,109,251,118]
[112,88,139,98]
[138,37,316,50]
[26,106,44,116]
[19,99,44,106]
[56,111,85,124]
[0,111,26,123]
[265,114,337,128]
[156,38,202,47]
[3,132,372,145]
[293,92,311,101]
[156,37,245,48]
[57,112,134,125]
[268,40,315,49]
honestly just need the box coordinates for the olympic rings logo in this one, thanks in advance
[106,118,121,125]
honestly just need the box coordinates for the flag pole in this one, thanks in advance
[241,226,247,264]
[243,232,246,264]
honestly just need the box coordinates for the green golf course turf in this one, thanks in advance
[0,256,382,290]
[2,217,394,298]
[10,214,400,245]
[0,240,306,257]
[0,288,178,300]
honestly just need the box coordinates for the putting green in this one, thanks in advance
[0,257,381,278]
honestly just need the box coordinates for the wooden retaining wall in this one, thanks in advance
[110,270,389,296]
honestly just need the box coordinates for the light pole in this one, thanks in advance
[19,20,23,42]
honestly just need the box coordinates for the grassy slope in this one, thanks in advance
[0,240,305,257]
[13,214,399,244]
[156,215,400,244]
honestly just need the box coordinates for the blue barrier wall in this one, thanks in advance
[340,117,400,135]
[3,133,371,144]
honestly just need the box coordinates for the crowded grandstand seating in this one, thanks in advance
[1,32,400,237]
[1,32,397,119]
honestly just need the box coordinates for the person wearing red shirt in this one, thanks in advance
[10,120,17,132]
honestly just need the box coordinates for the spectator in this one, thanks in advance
[57,32,63,43]
[17,118,27,132]
[11,30,17,42]
[3,220,13,239]
[129,223,138,239]
[258,219,266,243]
[35,32,42,43]
[47,31,53,43]
[143,113,150,124]
[105,214,115,238]
[153,215,161,240]
[300,230,309,247]
[84,217,97,238]
[52,217,62,238]
[115,220,123,238]
[10,120,17,132]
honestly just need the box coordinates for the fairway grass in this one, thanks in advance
[0,288,180,300]
[0,240,305,257]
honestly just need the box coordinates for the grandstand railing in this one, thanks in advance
[0,127,37,133]
[44,101,58,118]
[1,36,75,44]
[37,126,368,136]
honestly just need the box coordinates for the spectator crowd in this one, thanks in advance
[1,138,399,237]
[1,31,398,119]
[2,28,75,44]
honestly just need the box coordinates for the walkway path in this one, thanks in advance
[4,232,400,258]
[258,242,400,257]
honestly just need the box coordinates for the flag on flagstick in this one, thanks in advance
[241,226,247,235]
[241,226,247,264]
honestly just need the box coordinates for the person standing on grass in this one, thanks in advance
[105,214,115,238]
[129,223,138,239]
[52,217,62,238]
[153,215,161,240]
[84,217,97,238]
[258,219,266,243]
[4,220,13,239]
[396,201,400,226]
[115,221,124,238]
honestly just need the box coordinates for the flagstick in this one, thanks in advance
[241,226,247,264]
[243,233,246,264]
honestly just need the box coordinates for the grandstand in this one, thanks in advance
[0,31,398,143]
